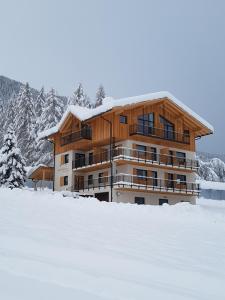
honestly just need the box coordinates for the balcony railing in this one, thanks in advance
[72,149,109,169]
[72,147,199,170]
[73,173,199,195]
[61,127,92,146]
[129,124,190,144]
[114,147,199,170]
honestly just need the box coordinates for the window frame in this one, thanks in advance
[98,172,104,184]
[63,176,68,186]
[64,154,69,164]
[88,174,93,185]
[177,174,187,185]
[120,115,127,124]
[136,169,147,179]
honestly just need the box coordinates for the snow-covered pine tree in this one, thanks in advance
[15,83,36,166]
[68,83,92,108]
[0,125,26,188]
[35,87,45,120]
[95,84,105,107]
[35,88,64,165]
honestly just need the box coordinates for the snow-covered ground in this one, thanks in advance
[0,189,225,300]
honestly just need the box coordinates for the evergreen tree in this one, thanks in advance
[68,83,92,107]
[15,83,36,165]
[35,88,64,165]
[95,84,105,107]
[35,87,45,120]
[0,125,26,188]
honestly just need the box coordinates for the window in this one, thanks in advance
[64,154,69,164]
[168,150,174,165]
[160,116,175,140]
[167,173,174,188]
[64,176,68,186]
[138,113,154,134]
[98,172,104,184]
[152,171,158,186]
[176,152,186,165]
[75,153,85,168]
[159,199,168,205]
[136,144,146,158]
[120,115,127,124]
[136,169,147,178]
[89,152,93,165]
[151,147,157,161]
[135,197,145,205]
[177,174,187,185]
[88,174,93,185]
[183,130,190,143]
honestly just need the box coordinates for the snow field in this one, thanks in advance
[0,188,225,300]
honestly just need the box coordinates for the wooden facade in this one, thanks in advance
[49,98,211,155]
[42,95,212,204]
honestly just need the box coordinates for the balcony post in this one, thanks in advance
[101,116,113,202]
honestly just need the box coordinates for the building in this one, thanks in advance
[39,92,213,205]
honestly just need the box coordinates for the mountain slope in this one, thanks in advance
[0,75,67,105]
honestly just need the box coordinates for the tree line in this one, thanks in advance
[0,82,106,188]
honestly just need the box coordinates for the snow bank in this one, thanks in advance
[39,91,214,139]
[0,188,224,299]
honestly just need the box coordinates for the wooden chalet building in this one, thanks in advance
[40,92,213,205]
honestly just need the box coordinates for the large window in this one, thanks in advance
[160,116,175,140]
[176,152,186,165]
[136,169,147,178]
[138,113,154,135]
[136,144,146,158]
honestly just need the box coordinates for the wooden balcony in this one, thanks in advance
[61,127,92,146]
[73,173,199,196]
[72,147,198,171]
[129,124,190,144]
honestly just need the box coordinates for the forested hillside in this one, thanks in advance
[0,76,105,167]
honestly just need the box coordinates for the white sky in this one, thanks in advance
[0,0,224,153]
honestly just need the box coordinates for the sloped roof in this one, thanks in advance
[39,91,214,139]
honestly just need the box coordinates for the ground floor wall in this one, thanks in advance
[78,187,196,205]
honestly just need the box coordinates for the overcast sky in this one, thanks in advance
[0,0,224,153]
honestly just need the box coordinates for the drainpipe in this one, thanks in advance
[49,139,55,192]
[101,116,113,202]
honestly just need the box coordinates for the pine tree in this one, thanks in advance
[35,88,64,165]
[0,125,26,188]
[95,84,105,107]
[15,83,36,165]
[35,87,45,120]
[68,83,92,107]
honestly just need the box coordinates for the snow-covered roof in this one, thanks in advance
[27,164,49,178]
[39,91,214,139]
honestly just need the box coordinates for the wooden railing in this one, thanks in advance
[61,127,92,146]
[129,124,190,144]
